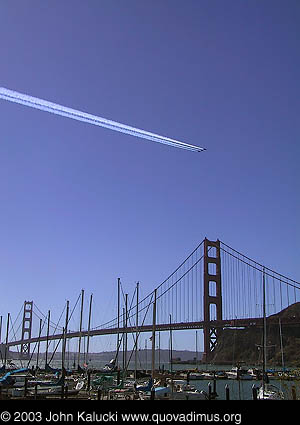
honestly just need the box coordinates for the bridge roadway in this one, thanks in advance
[6,316,299,348]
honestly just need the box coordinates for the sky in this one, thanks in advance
[0,0,299,353]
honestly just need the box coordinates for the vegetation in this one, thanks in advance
[213,303,300,367]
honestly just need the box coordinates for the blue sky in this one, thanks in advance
[0,0,299,352]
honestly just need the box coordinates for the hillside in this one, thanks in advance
[212,303,300,366]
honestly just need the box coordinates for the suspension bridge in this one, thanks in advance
[2,238,300,364]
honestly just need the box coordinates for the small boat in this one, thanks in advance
[97,359,117,374]
[136,378,153,392]
[172,382,208,400]
[200,371,215,379]
[0,368,30,388]
[257,384,284,400]
[188,372,204,380]
[214,371,227,379]
[150,386,171,399]
[226,367,254,380]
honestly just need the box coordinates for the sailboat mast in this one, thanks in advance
[169,314,173,374]
[62,301,69,372]
[45,310,50,366]
[85,293,93,365]
[77,289,85,367]
[135,281,139,380]
[117,278,120,368]
[4,313,10,367]
[36,318,42,369]
[122,307,125,373]
[279,318,285,371]
[124,293,128,374]
[195,330,198,367]
[262,268,267,392]
[151,289,157,379]
[0,315,2,344]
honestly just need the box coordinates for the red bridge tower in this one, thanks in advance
[203,238,223,362]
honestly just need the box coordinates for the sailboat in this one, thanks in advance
[257,269,284,400]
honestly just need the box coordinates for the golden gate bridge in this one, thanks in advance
[2,238,300,365]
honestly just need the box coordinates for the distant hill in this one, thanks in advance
[212,303,300,366]
[13,349,203,364]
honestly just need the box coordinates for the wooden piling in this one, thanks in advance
[150,387,155,400]
[225,384,230,401]
[252,384,257,400]
[87,370,91,391]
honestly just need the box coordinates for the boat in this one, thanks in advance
[257,384,284,400]
[91,374,122,390]
[0,368,30,388]
[136,378,153,392]
[200,371,215,379]
[188,372,204,380]
[148,385,171,399]
[171,381,208,400]
[226,367,254,380]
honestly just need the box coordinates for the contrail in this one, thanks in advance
[0,87,205,152]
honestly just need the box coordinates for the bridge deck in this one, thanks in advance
[7,317,299,347]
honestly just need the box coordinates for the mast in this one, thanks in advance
[36,318,43,370]
[151,289,157,379]
[62,301,69,372]
[169,314,173,395]
[122,307,125,374]
[45,310,50,367]
[135,281,139,380]
[158,331,161,371]
[85,293,93,365]
[0,315,2,344]
[169,314,173,374]
[124,293,128,375]
[262,268,267,394]
[116,278,120,368]
[77,289,85,368]
[279,318,285,371]
[62,327,66,371]
[4,313,10,367]
[195,330,198,368]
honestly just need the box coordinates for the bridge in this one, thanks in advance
[2,238,300,364]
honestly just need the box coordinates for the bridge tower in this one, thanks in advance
[203,238,222,362]
[20,301,33,359]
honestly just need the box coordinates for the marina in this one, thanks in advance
[0,359,299,400]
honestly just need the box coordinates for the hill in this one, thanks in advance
[212,303,300,366]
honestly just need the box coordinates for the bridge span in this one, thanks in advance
[7,316,300,349]
[3,238,300,362]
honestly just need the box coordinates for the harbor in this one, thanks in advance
[1,358,299,400]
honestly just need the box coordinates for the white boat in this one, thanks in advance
[257,384,284,400]
[188,372,204,380]
[172,382,208,400]
[247,368,259,379]
[200,371,215,379]
[226,367,254,380]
